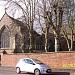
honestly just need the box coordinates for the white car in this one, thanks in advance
[16,58,52,75]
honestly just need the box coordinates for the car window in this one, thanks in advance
[32,59,44,64]
[25,59,33,64]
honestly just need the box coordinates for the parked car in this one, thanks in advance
[16,58,52,75]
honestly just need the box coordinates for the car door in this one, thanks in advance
[19,59,27,72]
[24,59,36,73]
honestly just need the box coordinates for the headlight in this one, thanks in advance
[41,68,45,72]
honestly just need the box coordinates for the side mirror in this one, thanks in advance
[32,63,35,65]
[30,62,35,65]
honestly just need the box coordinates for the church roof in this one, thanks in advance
[0,10,24,30]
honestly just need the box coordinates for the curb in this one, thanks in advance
[0,66,15,71]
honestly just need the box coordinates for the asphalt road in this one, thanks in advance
[0,66,33,75]
[0,66,71,75]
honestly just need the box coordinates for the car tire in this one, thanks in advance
[16,67,21,74]
[34,69,40,75]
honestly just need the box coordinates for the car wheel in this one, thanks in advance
[34,69,40,75]
[16,67,21,74]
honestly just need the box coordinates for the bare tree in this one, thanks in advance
[2,0,75,52]
[38,0,75,52]
[62,0,75,51]
[3,0,37,52]
[37,0,50,52]
[62,26,71,51]
[37,0,63,52]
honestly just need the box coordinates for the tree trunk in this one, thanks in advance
[65,38,71,51]
[45,27,49,52]
[53,31,60,52]
[71,29,73,50]
[62,29,71,51]
[54,36,60,52]
[29,22,33,53]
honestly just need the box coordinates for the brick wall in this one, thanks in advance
[1,52,75,69]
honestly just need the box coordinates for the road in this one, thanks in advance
[0,66,71,75]
[0,66,33,75]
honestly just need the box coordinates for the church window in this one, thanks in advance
[1,28,10,48]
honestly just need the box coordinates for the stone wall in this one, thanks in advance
[1,52,75,69]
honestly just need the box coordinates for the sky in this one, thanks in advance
[0,0,75,34]
[0,0,43,35]
[0,0,5,19]
[0,0,75,19]
[0,6,5,19]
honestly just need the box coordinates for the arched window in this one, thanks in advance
[1,27,10,48]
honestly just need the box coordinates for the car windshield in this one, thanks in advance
[32,59,44,64]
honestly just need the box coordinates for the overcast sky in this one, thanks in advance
[0,6,5,19]
[0,0,75,35]
[0,0,75,19]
